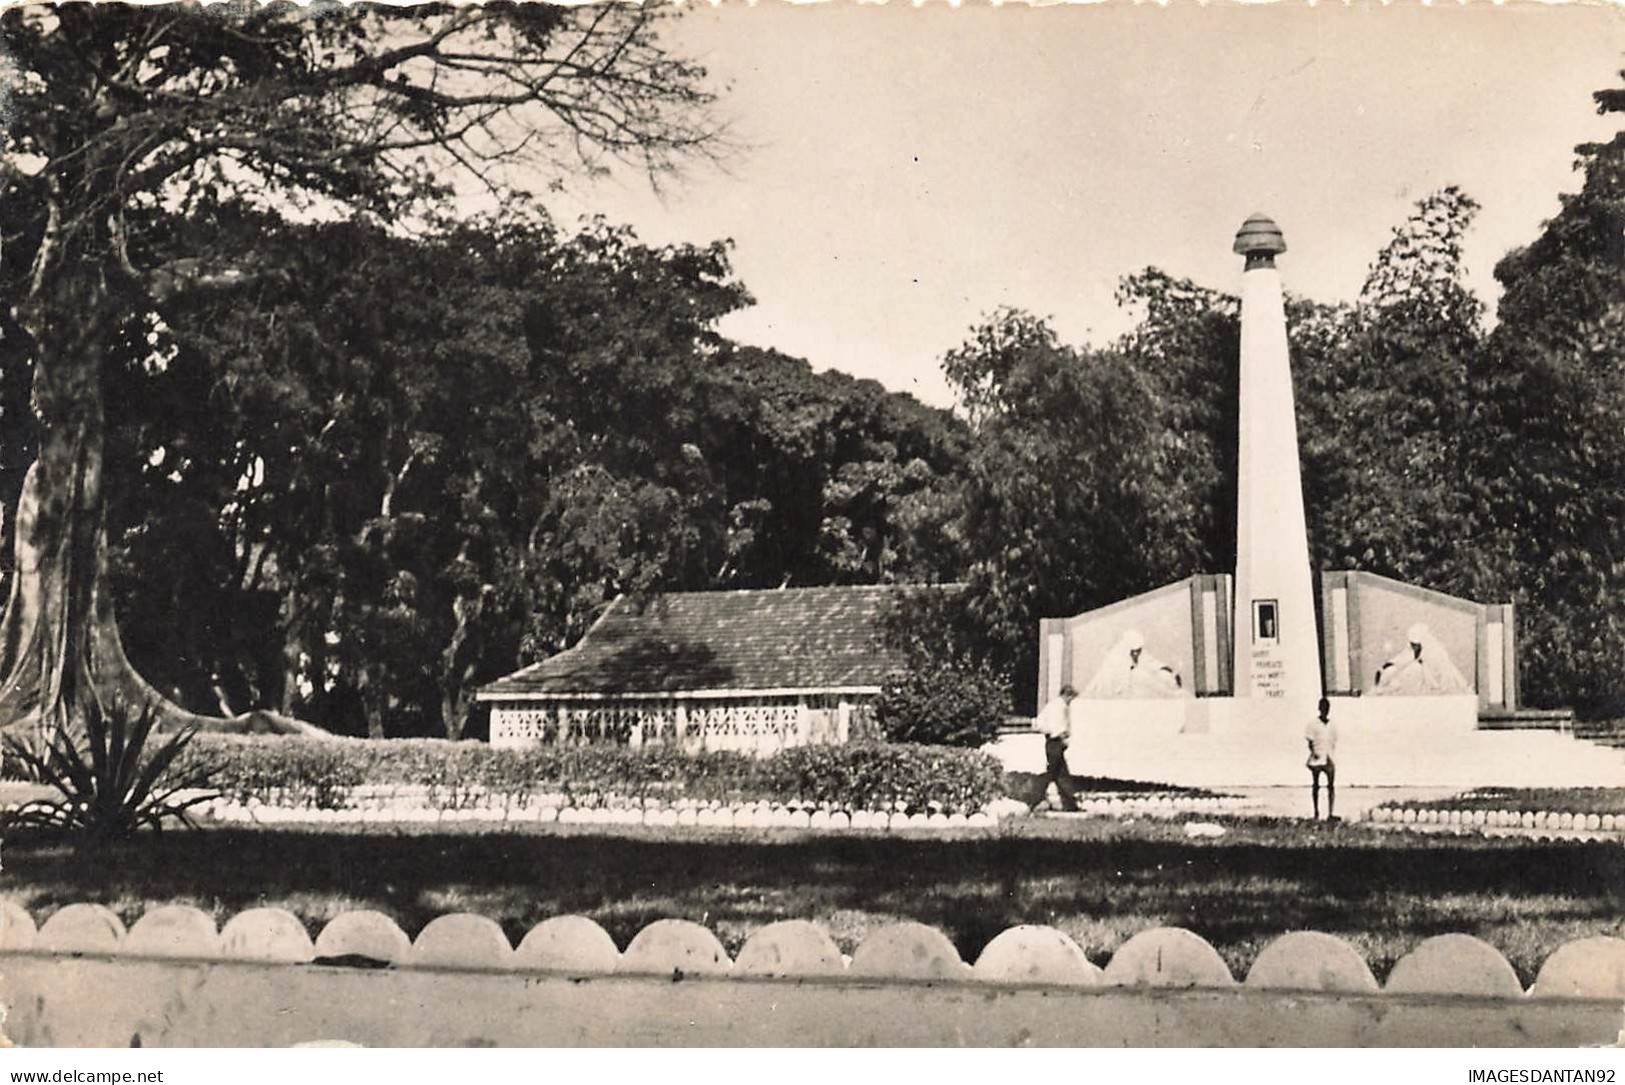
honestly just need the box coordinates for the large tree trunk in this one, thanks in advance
[440,688,470,742]
[0,268,328,743]
[437,589,484,740]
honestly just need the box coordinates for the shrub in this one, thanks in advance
[189,734,365,809]
[874,654,1013,748]
[763,742,1004,814]
[188,735,1005,814]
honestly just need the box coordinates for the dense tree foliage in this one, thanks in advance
[49,210,970,738]
[938,310,1192,705]
[1477,70,1625,711]
[1312,188,1488,586]
[1,8,1617,738]
[0,3,726,738]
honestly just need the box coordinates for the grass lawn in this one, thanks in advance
[4,818,1621,985]
[1000,772,1225,806]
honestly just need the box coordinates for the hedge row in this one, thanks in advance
[183,736,1006,815]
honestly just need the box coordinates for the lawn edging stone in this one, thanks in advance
[1364,802,1625,843]
[1244,931,1379,993]
[218,907,317,963]
[1103,927,1235,989]
[196,788,1254,834]
[513,915,621,974]
[1384,934,1525,999]
[195,795,1026,833]
[123,905,221,960]
[1528,936,1625,999]
[411,913,514,970]
[0,898,38,951]
[972,925,1103,987]
[314,910,413,965]
[620,918,732,977]
[848,921,971,981]
[35,902,125,956]
[735,920,846,978]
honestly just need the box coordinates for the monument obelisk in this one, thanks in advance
[1231,214,1321,712]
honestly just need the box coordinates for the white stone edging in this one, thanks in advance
[1361,805,1622,842]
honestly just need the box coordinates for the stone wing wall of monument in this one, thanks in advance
[1320,571,1515,710]
[1038,575,1233,706]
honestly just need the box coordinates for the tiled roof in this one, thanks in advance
[479,585,949,698]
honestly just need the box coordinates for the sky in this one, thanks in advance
[542,3,1624,409]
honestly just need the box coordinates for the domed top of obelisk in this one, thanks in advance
[1233,214,1287,267]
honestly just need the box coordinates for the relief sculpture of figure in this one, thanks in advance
[1371,623,1470,695]
[1082,630,1184,698]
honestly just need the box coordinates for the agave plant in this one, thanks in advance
[1,696,217,843]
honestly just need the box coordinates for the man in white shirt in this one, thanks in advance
[1304,697,1337,821]
[1034,684,1080,812]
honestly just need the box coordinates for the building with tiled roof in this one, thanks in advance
[476,584,949,752]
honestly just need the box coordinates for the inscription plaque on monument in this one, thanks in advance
[1251,648,1285,699]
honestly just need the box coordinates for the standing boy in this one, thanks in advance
[1305,697,1338,821]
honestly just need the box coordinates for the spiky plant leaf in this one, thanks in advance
[0,697,219,843]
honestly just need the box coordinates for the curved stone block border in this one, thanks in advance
[621,919,732,977]
[219,908,316,963]
[973,925,1102,986]
[1529,936,1625,999]
[6,901,1625,1000]
[199,795,1007,833]
[1364,804,1624,843]
[412,913,513,970]
[314,911,413,965]
[124,905,221,960]
[513,915,621,974]
[1245,930,1378,993]
[1067,794,1246,818]
[1104,927,1236,988]
[1,899,38,951]
[848,921,971,981]
[1385,934,1526,999]
[735,919,845,977]
[36,903,126,955]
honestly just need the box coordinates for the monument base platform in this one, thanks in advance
[988,695,1625,789]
